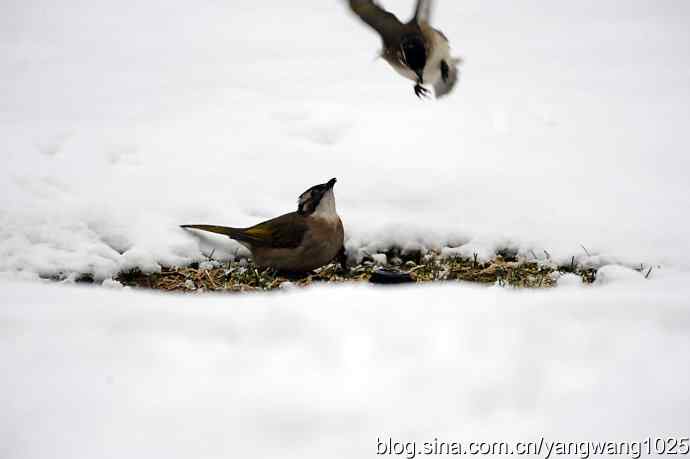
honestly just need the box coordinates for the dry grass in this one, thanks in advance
[114,250,599,293]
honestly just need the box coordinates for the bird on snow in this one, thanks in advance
[348,0,461,98]
[181,178,345,273]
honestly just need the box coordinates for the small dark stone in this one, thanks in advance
[369,268,414,285]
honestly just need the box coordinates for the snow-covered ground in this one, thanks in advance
[1,0,690,280]
[2,273,690,458]
[2,2,690,457]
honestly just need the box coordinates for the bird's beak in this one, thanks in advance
[326,178,337,189]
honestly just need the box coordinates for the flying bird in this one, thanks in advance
[348,0,461,98]
[182,178,344,273]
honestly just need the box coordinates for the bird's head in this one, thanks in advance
[297,178,338,218]
[401,35,427,81]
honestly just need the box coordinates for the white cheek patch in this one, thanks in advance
[312,190,337,220]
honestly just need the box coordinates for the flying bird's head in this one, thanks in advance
[401,35,427,81]
[297,178,338,218]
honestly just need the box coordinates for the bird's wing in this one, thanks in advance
[243,212,309,249]
[348,0,403,44]
[433,58,461,98]
[414,0,434,24]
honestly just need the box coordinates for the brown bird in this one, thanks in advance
[181,178,345,273]
[348,0,461,98]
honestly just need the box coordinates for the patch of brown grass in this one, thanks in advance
[114,251,598,293]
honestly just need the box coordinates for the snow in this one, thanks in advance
[2,4,690,456]
[1,0,690,280]
[2,275,690,458]
[594,264,646,285]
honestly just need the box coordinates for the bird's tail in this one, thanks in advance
[180,224,245,239]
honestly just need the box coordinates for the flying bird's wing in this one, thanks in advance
[414,0,434,24]
[348,0,403,44]
[433,58,461,98]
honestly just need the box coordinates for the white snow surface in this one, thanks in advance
[1,0,690,279]
[2,275,690,458]
[3,3,690,454]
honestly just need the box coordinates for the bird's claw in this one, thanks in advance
[414,84,430,99]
